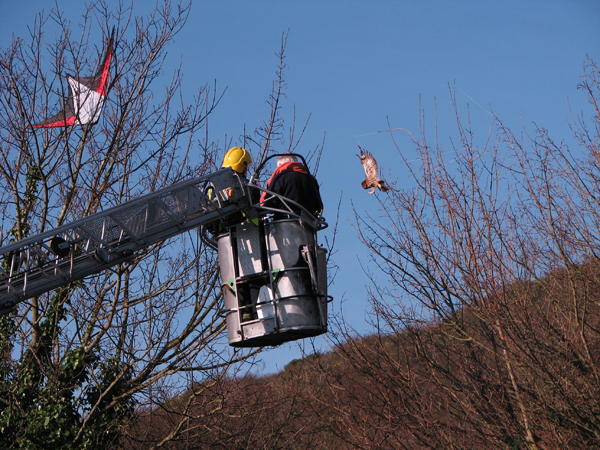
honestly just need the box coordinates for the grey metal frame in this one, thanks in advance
[0,169,250,314]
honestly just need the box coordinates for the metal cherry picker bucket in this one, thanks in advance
[216,155,329,347]
[218,216,328,347]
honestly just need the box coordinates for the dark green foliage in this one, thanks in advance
[0,286,134,449]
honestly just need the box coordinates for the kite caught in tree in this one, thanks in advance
[357,146,391,194]
[32,29,115,128]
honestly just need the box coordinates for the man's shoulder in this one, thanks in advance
[272,169,301,183]
[282,169,313,180]
[271,167,319,190]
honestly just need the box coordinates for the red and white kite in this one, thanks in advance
[32,30,114,128]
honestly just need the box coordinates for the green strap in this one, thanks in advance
[270,270,281,282]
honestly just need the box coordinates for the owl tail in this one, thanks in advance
[378,181,390,192]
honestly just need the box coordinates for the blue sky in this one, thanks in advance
[1,0,599,374]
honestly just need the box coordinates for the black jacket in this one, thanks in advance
[266,169,323,217]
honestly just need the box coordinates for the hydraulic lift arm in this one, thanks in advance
[0,168,252,315]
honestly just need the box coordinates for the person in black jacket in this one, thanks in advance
[260,154,323,218]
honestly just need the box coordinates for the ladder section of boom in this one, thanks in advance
[0,169,250,314]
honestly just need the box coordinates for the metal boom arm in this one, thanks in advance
[0,168,251,315]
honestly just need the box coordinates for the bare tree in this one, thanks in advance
[115,29,333,448]
[0,2,258,447]
[311,61,600,449]
[244,30,325,178]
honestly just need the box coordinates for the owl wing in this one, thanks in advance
[360,148,379,180]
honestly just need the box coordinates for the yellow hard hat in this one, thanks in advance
[222,147,251,174]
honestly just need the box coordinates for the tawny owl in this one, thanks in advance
[357,146,390,194]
